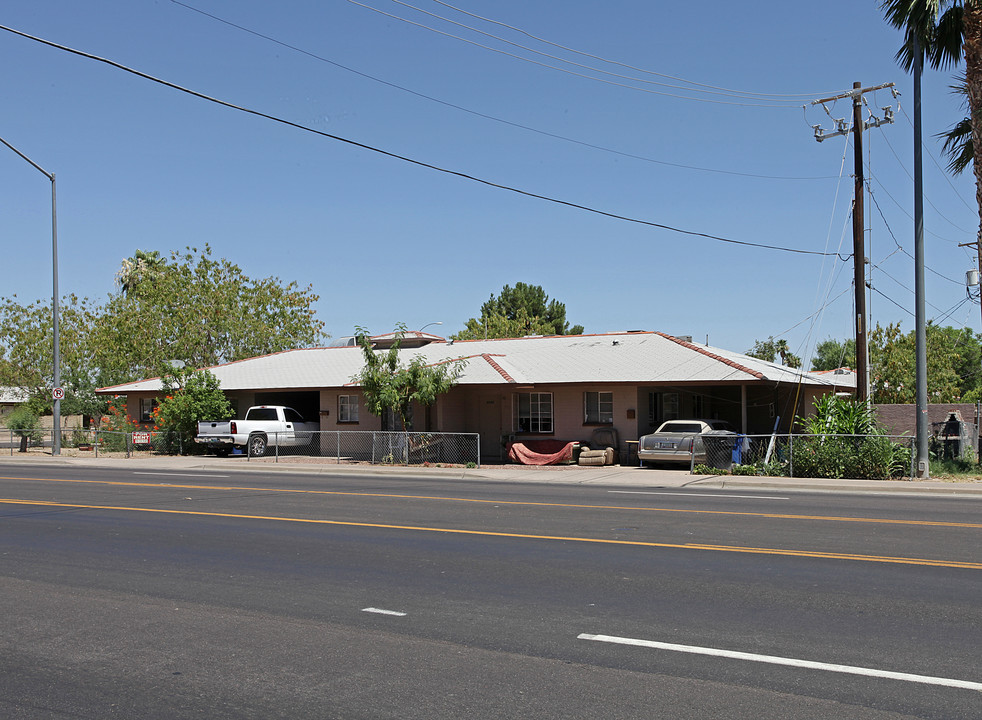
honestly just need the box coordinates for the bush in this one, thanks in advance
[152,367,232,455]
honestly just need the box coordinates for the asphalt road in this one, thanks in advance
[1,464,981,719]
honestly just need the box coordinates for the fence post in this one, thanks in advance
[336,431,340,464]
[477,434,481,468]
[789,434,794,478]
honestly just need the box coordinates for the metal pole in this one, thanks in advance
[852,82,869,403]
[0,136,60,455]
[913,44,930,478]
[51,174,61,455]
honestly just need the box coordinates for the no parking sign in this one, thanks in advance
[52,387,65,401]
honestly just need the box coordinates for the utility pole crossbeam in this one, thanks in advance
[810,81,897,403]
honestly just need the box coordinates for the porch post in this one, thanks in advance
[741,385,748,433]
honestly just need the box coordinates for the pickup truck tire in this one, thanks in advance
[248,433,268,458]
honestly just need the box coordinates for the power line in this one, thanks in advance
[427,0,838,100]
[347,0,815,108]
[171,0,837,181]
[0,23,847,259]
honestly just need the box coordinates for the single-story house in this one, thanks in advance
[97,331,856,461]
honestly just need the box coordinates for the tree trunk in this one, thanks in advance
[965,5,982,251]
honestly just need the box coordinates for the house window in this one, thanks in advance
[338,395,359,423]
[584,391,613,424]
[139,397,158,423]
[514,392,553,433]
[692,393,705,418]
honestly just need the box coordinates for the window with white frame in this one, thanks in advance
[139,397,158,423]
[584,391,613,424]
[338,395,359,423]
[514,392,553,433]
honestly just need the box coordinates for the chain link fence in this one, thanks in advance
[4,428,184,457]
[245,430,481,467]
[695,433,917,480]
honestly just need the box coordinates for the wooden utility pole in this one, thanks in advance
[812,81,896,403]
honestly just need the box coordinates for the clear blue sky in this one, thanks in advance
[1,1,978,364]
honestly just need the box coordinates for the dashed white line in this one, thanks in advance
[608,491,789,500]
[578,634,982,692]
[362,607,407,617]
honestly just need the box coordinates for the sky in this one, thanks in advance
[1,1,979,366]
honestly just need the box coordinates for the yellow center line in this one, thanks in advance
[2,474,982,530]
[1,497,980,570]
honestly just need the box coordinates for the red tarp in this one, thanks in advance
[507,440,575,466]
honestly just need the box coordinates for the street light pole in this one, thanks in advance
[0,136,61,455]
[418,321,443,334]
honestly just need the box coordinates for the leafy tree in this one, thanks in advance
[352,324,465,431]
[0,294,102,415]
[746,337,802,368]
[92,245,326,384]
[810,337,857,372]
[882,1,982,242]
[152,366,233,454]
[869,322,961,403]
[453,283,584,340]
[0,246,325,417]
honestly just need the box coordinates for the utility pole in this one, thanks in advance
[811,81,896,403]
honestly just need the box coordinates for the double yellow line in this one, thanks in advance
[2,490,981,570]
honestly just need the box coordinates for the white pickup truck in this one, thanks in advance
[195,405,318,457]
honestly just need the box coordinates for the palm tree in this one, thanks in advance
[881,1,982,239]
[116,249,167,295]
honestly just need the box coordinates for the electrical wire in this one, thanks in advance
[171,0,837,181]
[0,23,847,259]
[898,103,976,214]
[347,0,817,108]
[427,0,839,100]
[873,123,973,235]
[865,181,965,286]
[376,0,830,104]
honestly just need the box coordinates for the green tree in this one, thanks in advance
[882,0,982,241]
[453,283,584,340]
[153,366,233,454]
[352,324,465,431]
[869,322,961,403]
[92,245,325,384]
[0,294,102,416]
[746,337,802,368]
[810,337,857,372]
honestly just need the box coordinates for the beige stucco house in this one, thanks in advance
[98,331,855,462]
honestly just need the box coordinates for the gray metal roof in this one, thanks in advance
[98,331,856,394]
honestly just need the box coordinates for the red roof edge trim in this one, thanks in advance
[655,332,765,380]
[482,354,516,383]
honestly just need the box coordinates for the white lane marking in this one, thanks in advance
[133,472,230,478]
[608,491,788,501]
[362,608,407,617]
[578,634,982,692]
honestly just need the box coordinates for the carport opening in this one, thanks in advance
[254,392,320,425]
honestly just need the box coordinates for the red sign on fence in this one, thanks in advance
[132,432,151,445]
